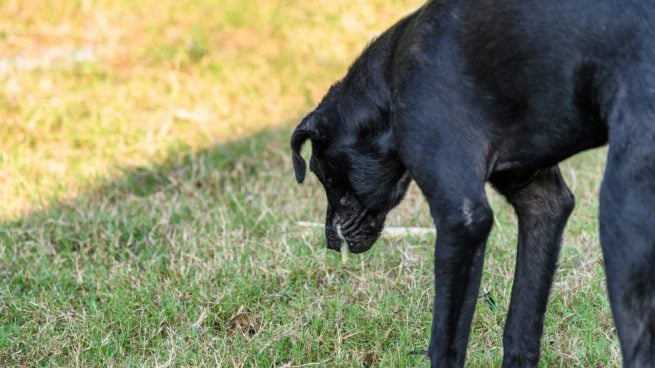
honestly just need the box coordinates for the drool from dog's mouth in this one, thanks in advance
[336,224,349,264]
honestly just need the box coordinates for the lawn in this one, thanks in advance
[0,0,619,366]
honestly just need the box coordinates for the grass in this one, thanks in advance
[0,0,619,366]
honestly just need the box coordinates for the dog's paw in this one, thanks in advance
[408,349,429,357]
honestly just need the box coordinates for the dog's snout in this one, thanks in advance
[326,194,388,254]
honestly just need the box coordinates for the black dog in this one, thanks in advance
[291,1,655,366]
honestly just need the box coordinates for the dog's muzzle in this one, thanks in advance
[325,207,385,254]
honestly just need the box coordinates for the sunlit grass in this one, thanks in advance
[0,0,416,219]
[0,1,619,366]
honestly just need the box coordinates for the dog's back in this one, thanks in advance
[391,0,654,170]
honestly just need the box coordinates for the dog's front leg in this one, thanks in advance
[403,148,493,367]
[491,167,574,367]
[427,192,493,367]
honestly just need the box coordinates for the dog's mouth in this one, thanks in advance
[326,212,385,254]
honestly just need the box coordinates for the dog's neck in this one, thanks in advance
[322,13,415,135]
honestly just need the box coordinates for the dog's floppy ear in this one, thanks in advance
[290,114,322,183]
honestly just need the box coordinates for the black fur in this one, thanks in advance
[291,1,655,366]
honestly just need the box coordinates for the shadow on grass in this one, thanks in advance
[0,123,338,364]
[2,124,297,254]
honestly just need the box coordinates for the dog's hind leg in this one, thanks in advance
[600,71,655,367]
[491,167,575,367]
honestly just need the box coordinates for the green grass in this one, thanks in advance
[0,1,619,366]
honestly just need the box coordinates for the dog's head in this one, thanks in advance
[291,94,411,254]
